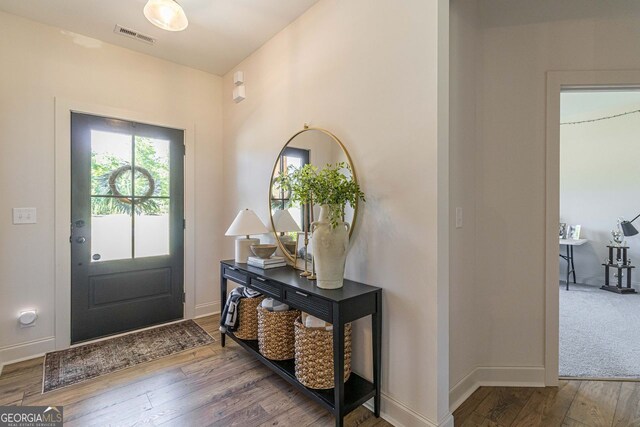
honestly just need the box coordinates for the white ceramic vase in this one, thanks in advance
[311,205,350,289]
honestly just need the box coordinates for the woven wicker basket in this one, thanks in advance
[257,306,301,360]
[294,317,352,389]
[233,296,265,340]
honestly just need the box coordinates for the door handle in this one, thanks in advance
[76,237,86,244]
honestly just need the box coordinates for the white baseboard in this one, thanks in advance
[449,366,546,413]
[0,336,56,375]
[450,372,481,414]
[439,414,455,427]
[195,301,220,318]
[363,393,452,427]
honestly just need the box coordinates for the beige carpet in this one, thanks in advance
[560,283,640,378]
[43,320,214,393]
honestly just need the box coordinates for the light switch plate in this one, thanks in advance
[13,208,37,224]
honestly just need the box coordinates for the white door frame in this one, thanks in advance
[54,98,196,350]
[545,70,640,385]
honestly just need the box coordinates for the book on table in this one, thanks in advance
[248,261,287,269]
[247,256,285,265]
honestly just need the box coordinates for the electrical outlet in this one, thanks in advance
[455,207,463,229]
[12,208,37,224]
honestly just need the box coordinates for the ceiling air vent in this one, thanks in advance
[113,25,156,45]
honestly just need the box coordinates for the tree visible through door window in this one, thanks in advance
[90,131,171,262]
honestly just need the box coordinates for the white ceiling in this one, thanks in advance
[561,91,640,122]
[0,0,320,76]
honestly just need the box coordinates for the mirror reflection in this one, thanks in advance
[269,128,356,270]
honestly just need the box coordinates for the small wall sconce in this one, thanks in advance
[233,85,246,103]
[233,71,244,86]
[233,70,246,103]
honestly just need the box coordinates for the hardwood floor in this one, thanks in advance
[0,316,390,427]
[6,316,637,427]
[453,380,640,427]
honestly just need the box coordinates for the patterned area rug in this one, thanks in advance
[43,320,214,393]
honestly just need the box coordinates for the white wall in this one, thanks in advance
[0,12,223,363]
[221,0,451,425]
[473,0,640,380]
[448,0,484,409]
[560,93,640,288]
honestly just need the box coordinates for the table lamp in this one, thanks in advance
[225,209,269,263]
[620,213,640,237]
[270,209,302,234]
[270,209,302,257]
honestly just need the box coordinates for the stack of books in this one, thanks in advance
[247,256,287,269]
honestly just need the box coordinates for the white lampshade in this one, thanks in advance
[143,0,189,32]
[270,210,302,233]
[225,209,268,237]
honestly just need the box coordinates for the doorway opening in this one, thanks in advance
[558,89,640,379]
[70,112,185,344]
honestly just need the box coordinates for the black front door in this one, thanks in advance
[70,113,185,343]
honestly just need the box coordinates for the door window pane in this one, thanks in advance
[91,197,132,262]
[284,155,303,170]
[91,130,133,197]
[282,155,304,229]
[134,199,170,258]
[89,131,173,262]
[134,136,170,197]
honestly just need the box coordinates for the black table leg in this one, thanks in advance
[372,291,382,418]
[333,304,345,427]
[566,245,571,290]
[220,270,227,347]
[570,246,576,283]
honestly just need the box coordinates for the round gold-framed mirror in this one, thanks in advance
[268,126,358,270]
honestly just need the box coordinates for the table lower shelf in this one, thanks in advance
[225,332,376,415]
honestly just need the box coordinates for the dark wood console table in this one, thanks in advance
[220,260,382,427]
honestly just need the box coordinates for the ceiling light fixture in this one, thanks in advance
[143,0,188,32]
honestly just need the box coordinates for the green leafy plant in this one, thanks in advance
[274,162,365,228]
[91,137,169,216]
